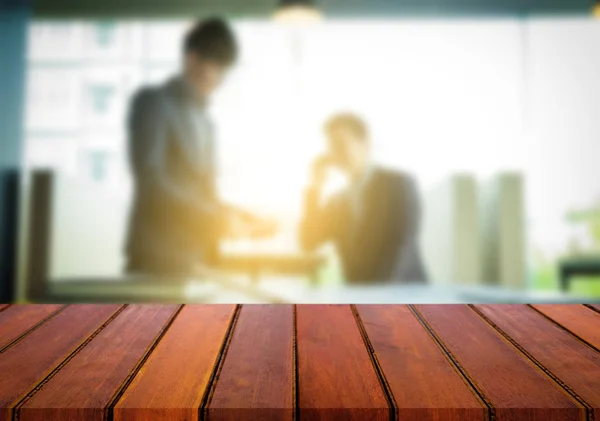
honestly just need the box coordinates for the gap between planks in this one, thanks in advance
[350,305,397,421]
[584,304,600,315]
[528,305,600,355]
[199,304,243,421]
[0,305,68,354]
[408,305,495,421]
[468,305,593,421]
[292,304,298,421]
[12,305,128,421]
[103,304,186,421]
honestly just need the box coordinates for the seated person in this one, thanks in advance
[299,112,427,284]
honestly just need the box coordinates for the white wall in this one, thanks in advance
[526,18,600,258]
[50,176,131,278]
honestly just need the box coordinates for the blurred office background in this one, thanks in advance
[2,0,600,302]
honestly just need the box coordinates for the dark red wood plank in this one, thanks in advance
[0,304,122,421]
[413,305,584,421]
[589,304,600,313]
[206,305,294,421]
[0,304,64,351]
[357,305,487,421]
[296,305,389,421]
[17,305,180,421]
[532,305,600,350]
[0,305,8,312]
[113,305,236,421]
[474,304,600,420]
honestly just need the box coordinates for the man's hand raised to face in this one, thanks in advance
[310,155,335,188]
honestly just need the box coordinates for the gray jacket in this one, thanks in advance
[125,76,223,274]
[300,166,428,284]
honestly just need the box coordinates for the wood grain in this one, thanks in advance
[17,305,180,421]
[0,304,122,421]
[0,304,597,420]
[206,305,294,421]
[356,305,487,421]
[413,305,584,421]
[474,304,600,420]
[113,305,236,421]
[296,305,389,421]
[532,305,600,350]
[0,304,64,351]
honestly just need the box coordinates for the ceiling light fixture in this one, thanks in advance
[273,0,323,24]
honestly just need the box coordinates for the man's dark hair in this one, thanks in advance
[324,112,369,141]
[184,18,238,66]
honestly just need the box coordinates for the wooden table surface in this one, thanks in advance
[0,304,599,421]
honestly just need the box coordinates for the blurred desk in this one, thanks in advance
[217,253,326,284]
[44,277,599,305]
[254,282,600,304]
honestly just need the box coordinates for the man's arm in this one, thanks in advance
[298,185,338,252]
[129,89,224,229]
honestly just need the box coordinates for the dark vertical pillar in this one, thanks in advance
[0,0,30,302]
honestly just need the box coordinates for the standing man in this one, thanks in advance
[125,18,274,278]
[299,112,427,284]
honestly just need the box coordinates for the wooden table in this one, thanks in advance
[1,304,599,421]
[217,253,327,285]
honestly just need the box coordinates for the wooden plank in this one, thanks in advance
[0,304,122,421]
[356,305,487,421]
[0,304,64,351]
[296,305,389,421]
[17,305,180,421]
[589,304,600,313]
[474,304,600,419]
[0,305,9,312]
[413,305,584,421]
[532,305,600,350]
[206,305,294,421]
[113,305,236,421]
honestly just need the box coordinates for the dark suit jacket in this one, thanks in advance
[299,166,427,284]
[124,77,223,276]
